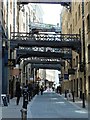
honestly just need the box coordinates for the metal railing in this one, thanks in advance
[10,32,80,42]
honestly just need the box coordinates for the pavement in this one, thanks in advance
[61,93,88,110]
[1,97,23,119]
[0,91,89,120]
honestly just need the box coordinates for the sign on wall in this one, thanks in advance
[64,73,69,80]
[8,59,15,67]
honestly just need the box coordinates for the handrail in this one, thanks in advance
[10,32,80,42]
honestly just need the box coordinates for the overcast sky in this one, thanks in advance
[40,4,63,25]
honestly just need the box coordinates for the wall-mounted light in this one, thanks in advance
[2,40,6,47]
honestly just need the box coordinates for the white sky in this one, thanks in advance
[40,4,63,25]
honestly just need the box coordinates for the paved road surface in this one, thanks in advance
[27,92,88,120]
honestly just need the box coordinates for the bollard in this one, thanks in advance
[65,90,67,98]
[1,94,8,106]
[23,93,28,109]
[20,108,27,120]
[72,91,75,102]
[23,87,28,109]
[80,90,82,99]
[82,93,85,108]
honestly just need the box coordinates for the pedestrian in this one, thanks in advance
[56,86,59,93]
[28,83,33,101]
[40,85,44,95]
[36,84,39,95]
[15,82,21,105]
[52,86,55,91]
[58,85,62,95]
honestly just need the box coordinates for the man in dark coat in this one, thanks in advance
[16,82,21,105]
[40,85,44,95]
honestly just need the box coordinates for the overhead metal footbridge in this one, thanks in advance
[10,32,81,53]
[10,1,80,68]
[16,48,72,63]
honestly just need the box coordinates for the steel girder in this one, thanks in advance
[22,57,62,61]
[23,59,65,66]
[31,64,61,70]
[10,40,80,52]
[18,0,71,6]
[16,49,72,63]
[10,32,81,53]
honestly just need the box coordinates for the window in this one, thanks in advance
[23,23,25,31]
[10,1,12,14]
[66,22,68,29]
[78,4,80,20]
[10,1,12,10]
[85,0,88,5]
[73,58,75,67]
[73,19,74,31]
[88,76,90,92]
[23,10,25,17]
[10,24,12,32]
[70,24,72,34]
[87,14,90,32]
[26,12,28,32]
[75,12,77,25]
[76,56,78,67]
[79,28,81,35]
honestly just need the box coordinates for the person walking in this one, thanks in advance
[36,84,40,95]
[40,85,44,95]
[28,83,33,101]
[16,82,21,105]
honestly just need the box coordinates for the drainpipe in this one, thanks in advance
[82,0,86,108]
